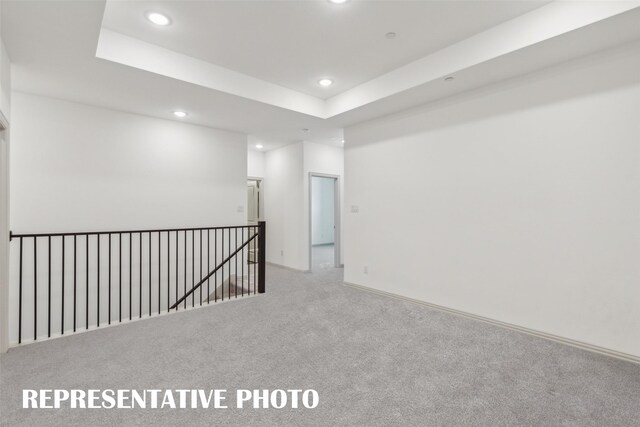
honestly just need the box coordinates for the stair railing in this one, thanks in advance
[8,221,266,345]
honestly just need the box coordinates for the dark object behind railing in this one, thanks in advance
[9,222,266,344]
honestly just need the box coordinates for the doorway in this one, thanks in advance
[247,178,262,224]
[309,173,340,271]
[247,177,262,265]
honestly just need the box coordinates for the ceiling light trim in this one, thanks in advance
[146,12,171,26]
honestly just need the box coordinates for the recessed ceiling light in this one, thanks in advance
[256,144,263,149]
[328,0,349,4]
[385,32,397,39]
[173,111,187,118]
[318,78,333,87]
[147,12,171,26]
[444,76,455,82]
[341,139,345,144]
[302,128,310,133]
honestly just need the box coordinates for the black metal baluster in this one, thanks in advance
[175,230,178,310]
[47,236,51,337]
[241,227,244,297]
[258,222,266,294]
[191,230,194,307]
[221,228,224,301]
[254,226,257,294]
[167,231,170,312]
[235,228,238,298]
[61,236,65,335]
[199,229,203,306]
[119,233,122,323]
[247,226,253,295]
[73,235,77,332]
[214,229,218,302]
[158,231,161,315]
[207,229,210,304]
[183,230,186,309]
[18,237,23,343]
[34,237,38,340]
[97,234,100,327]
[139,233,142,318]
[148,232,151,316]
[108,234,111,325]
[228,228,231,300]
[86,235,89,330]
[129,233,132,321]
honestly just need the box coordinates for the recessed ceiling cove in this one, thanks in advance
[6,0,640,147]
[100,0,548,98]
[97,0,640,120]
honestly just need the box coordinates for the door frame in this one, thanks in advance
[308,172,341,271]
[247,176,263,223]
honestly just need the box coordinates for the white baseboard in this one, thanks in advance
[266,262,310,273]
[343,281,640,365]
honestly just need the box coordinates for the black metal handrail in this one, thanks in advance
[9,222,266,345]
[10,224,255,239]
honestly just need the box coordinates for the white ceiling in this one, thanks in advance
[1,0,342,150]
[101,0,548,99]
[3,1,640,152]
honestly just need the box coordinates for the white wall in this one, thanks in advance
[311,176,335,245]
[264,143,305,270]
[247,149,265,178]
[344,41,640,358]
[264,141,344,271]
[0,1,11,352]
[9,93,248,344]
[11,93,247,231]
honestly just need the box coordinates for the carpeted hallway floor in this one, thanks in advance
[1,265,640,426]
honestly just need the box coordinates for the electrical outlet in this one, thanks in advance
[280,250,284,256]
[364,266,368,274]
[237,206,244,213]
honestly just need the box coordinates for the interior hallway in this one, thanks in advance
[311,244,335,271]
[1,265,639,426]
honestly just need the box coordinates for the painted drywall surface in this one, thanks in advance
[8,93,248,344]
[344,42,640,357]
[0,43,9,121]
[11,93,247,231]
[303,141,344,270]
[0,0,10,121]
[247,149,265,178]
[311,176,335,245]
[263,141,344,271]
[0,5,10,352]
[264,142,305,270]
